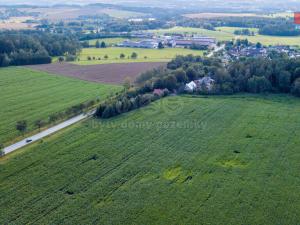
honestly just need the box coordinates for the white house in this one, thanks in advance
[185,77,215,92]
[184,81,197,92]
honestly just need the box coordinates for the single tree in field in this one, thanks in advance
[158,42,164,49]
[104,54,109,59]
[58,56,64,63]
[101,41,106,48]
[120,53,125,59]
[34,119,45,131]
[95,40,100,48]
[131,52,138,59]
[16,120,27,136]
[256,42,262,48]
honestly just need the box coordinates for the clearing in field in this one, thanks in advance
[76,47,205,65]
[27,62,166,84]
[0,67,120,145]
[1,95,300,224]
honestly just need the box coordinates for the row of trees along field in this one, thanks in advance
[178,17,300,36]
[13,99,97,137]
[96,54,300,119]
[0,30,81,67]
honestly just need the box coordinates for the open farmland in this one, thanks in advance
[0,67,120,145]
[27,62,166,84]
[1,95,300,224]
[19,6,147,21]
[0,17,35,30]
[88,38,139,47]
[150,26,300,46]
[217,26,300,46]
[76,47,205,65]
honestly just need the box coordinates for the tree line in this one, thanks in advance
[14,99,97,138]
[96,53,300,119]
[177,17,300,36]
[0,30,81,67]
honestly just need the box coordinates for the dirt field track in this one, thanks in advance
[27,62,166,84]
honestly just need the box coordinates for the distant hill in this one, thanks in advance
[1,0,300,12]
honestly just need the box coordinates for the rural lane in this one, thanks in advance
[2,110,95,155]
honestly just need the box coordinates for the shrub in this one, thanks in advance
[292,78,300,97]
[65,55,77,62]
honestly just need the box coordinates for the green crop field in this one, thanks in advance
[1,94,300,224]
[150,26,300,46]
[88,37,137,47]
[76,47,205,65]
[217,26,300,46]
[0,67,120,145]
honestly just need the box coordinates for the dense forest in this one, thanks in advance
[0,31,81,67]
[96,54,300,119]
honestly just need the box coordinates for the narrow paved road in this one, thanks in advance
[2,110,95,155]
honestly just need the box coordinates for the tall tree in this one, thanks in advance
[16,120,27,136]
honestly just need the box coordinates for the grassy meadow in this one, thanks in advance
[88,37,137,47]
[0,67,120,145]
[76,47,205,65]
[150,26,300,46]
[217,26,300,46]
[1,95,300,224]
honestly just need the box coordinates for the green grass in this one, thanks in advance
[217,26,300,46]
[1,94,300,224]
[76,47,205,65]
[150,26,300,46]
[0,67,121,145]
[88,38,137,47]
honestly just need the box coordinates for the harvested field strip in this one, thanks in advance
[27,62,167,84]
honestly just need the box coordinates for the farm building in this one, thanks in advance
[153,88,169,97]
[118,39,159,48]
[185,81,197,92]
[175,37,216,48]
